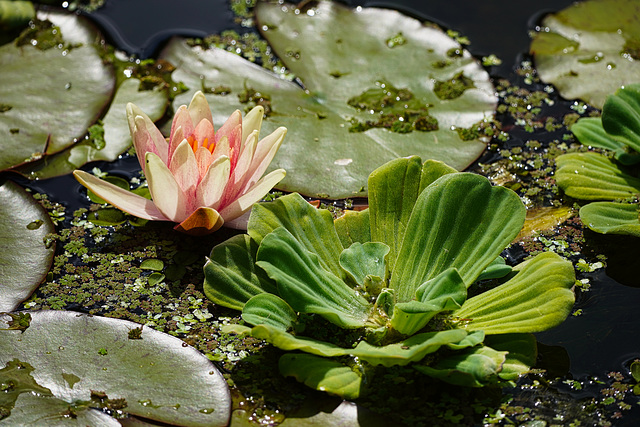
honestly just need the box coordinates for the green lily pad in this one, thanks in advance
[530,0,640,109]
[15,78,168,179]
[0,10,115,172]
[0,311,231,426]
[0,179,55,312]
[580,201,640,236]
[162,1,496,198]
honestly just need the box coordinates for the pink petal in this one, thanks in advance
[168,139,199,198]
[196,155,231,209]
[188,91,213,126]
[169,105,194,147]
[145,152,191,222]
[223,210,250,230]
[73,170,168,221]
[242,106,264,141]
[215,110,241,144]
[241,126,287,193]
[127,104,168,172]
[194,119,216,150]
[225,130,258,200]
[211,135,230,159]
[195,146,213,179]
[218,169,286,221]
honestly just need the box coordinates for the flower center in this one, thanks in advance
[187,134,215,154]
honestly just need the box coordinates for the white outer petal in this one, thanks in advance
[218,169,286,221]
[73,170,168,221]
[145,152,191,222]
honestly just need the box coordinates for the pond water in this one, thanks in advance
[17,0,640,425]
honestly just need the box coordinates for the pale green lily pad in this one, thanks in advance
[530,0,640,109]
[555,152,640,200]
[163,1,496,198]
[0,311,231,426]
[1,392,121,426]
[16,78,168,179]
[0,10,114,172]
[279,398,385,427]
[0,179,55,312]
[580,201,640,236]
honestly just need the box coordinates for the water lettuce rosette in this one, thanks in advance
[204,156,575,398]
[74,91,287,235]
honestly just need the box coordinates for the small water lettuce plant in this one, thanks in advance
[557,84,640,236]
[204,156,575,398]
[74,91,287,235]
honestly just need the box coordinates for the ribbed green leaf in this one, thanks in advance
[250,324,468,367]
[279,354,363,400]
[580,201,640,236]
[390,173,525,301]
[248,193,345,280]
[242,294,298,331]
[203,234,276,311]
[602,83,640,154]
[555,152,640,200]
[256,227,370,328]
[339,242,389,286]
[390,268,466,336]
[476,256,512,282]
[368,157,457,272]
[455,252,575,334]
[334,208,371,248]
[484,334,537,381]
[414,345,506,387]
[571,117,640,165]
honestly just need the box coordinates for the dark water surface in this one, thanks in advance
[27,0,640,424]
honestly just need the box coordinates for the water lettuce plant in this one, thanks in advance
[557,84,640,236]
[74,91,287,235]
[204,156,575,398]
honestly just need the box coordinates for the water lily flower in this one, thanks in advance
[74,91,286,235]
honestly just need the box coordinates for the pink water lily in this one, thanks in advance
[73,91,286,235]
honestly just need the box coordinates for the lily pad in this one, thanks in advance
[0,311,231,426]
[162,1,496,198]
[15,78,168,179]
[0,179,55,312]
[0,10,115,172]
[530,0,640,109]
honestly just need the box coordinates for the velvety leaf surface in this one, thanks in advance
[0,10,114,171]
[16,78,168,179]
[530,0,640,108]
[484,334,537,381]
[414,345,506,387]
[555,152,640,200]
[390,172,525,301]
[162,1,496,198]
[339,242,389,286]
[580,201,640,236]
[601,83,640,155]
[256,227,370,328]
[279,354,363,400]
[250,324,469,367]
[334,209,371,248]
[571,117,640,165]
[249,193,345,279]
[368,156,456,271]
[0,179,55,312]
[0,311,231,426]
[455,252,575,334]
[242,293,298,330]
[203,234,276,311]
